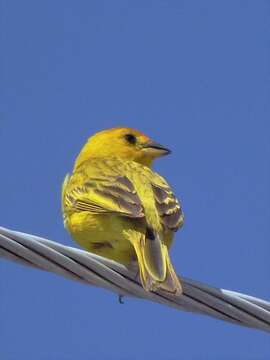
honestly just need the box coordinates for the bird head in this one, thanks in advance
[74,127,171,168]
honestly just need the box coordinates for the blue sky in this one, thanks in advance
[1,1,269,359]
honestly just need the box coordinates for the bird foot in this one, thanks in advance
[118,295,125,304]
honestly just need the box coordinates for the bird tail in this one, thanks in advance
[131,229,182,295]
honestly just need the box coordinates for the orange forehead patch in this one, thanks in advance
[91,127,150,141]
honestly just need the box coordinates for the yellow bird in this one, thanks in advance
[62,127,184,294]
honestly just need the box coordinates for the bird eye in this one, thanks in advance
[124,134,137,145]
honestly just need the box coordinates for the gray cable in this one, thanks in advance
[0,226,269,333]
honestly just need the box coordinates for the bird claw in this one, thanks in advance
[118,295,124,304]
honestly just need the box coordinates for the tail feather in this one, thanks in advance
[143,228,166,282]
[130,229,182,295]
[159,244,182,294]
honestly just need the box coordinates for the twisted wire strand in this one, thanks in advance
[0,226,269,333]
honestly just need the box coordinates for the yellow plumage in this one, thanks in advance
[62,127,184,294]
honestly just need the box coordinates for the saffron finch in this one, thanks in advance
[62,127,184,294]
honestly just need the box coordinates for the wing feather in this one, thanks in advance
[152,181,184,231]
[63,174,144,219]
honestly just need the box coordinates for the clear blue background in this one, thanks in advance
[1,1,269,359]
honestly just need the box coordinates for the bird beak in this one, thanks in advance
[142,140,171,156]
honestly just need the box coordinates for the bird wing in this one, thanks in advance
[63,173,144,219]
[150,174,184,231]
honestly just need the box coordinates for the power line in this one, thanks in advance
[0,226,269,333]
